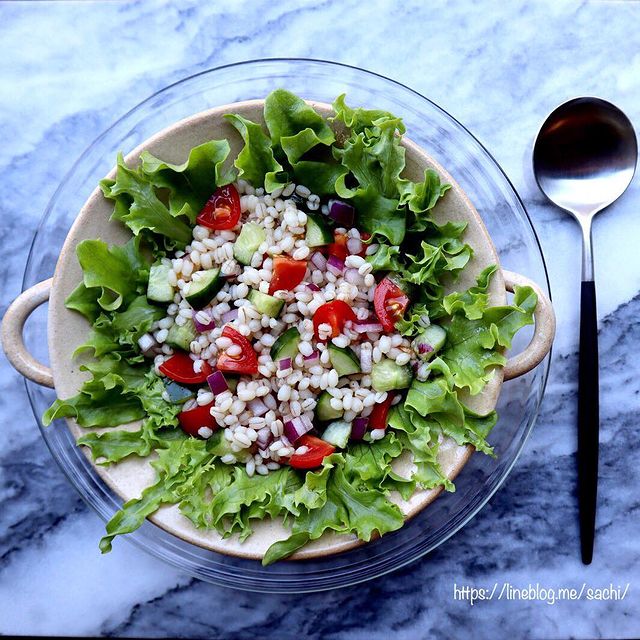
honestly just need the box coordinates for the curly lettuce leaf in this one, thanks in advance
[332,93,406,135]
[75,236,148,312]
[400,168,451,231]
[224,113,286,192]
[99,438,211,552]
[442,264,497,320]
[264,89,335,164]
[350,185,404,245]
[441,285,537,394]
[101,154,193,248]
[263,446,406,565]
[139,140,235,222]
[291,160,348,196]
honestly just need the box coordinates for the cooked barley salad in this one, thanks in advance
[44,90,537,564]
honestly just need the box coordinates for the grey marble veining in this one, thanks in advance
[1,1,639,638]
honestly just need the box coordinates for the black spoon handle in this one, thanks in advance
[577,280,599,564]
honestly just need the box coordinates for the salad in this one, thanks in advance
[44,90,537,564]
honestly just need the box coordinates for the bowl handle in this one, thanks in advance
[502,270,555,380]
[1,278,54,388]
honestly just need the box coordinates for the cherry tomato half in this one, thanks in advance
[196,184,241,230]
[313,300,357,341]
[268,256,308,295]
[368,393,396,431]
[216,325,258,375]
[178,402,219,437]
[288,435,335,469]
[374,277,410,332]
[159,352,213,385]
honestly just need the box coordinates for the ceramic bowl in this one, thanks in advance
[2,98,554,560]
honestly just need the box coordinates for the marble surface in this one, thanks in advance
[1,1,639,638]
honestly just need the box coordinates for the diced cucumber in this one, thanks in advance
[184,269,224,309]
[412,324,447,360]
[321,420,352,448]
[226,377,239,393]
[371,358,413,392]
[248,289,284,318]
[147,262,174,303]
[305,212,333,247]
[328,343,361,376]
[234,222,266,265]
[270,327,300,361]
[166,319,197,351]
[316,390,343,421]
[164,380,195,404]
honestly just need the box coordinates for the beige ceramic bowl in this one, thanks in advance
[1,100,555,561]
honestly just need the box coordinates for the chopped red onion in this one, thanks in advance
[346,237,362,255]
[417,343,434,355]
[328,199,355,227]
[310,251,327,271]
[283,415,313,443]
[344,268,361,285]
[351,417,369,440]
[257,429,273,449]
[248,398,269,417]
[207,371,229,395]
[354,322,384,334]
[192,310,216,332]
[278,357,292,371]
[221,308,239,324]
[327,254,345,276]
[303,350,319,362]
[306,282,321,292]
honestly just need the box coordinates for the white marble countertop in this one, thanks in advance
[1,1,639,638]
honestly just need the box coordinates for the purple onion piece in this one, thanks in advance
[303,350,319,362]
[417,343,434,355]
[354,322,384,334]
[328,199,355,227]
[278,357,292,371]
[351,417,369,440]
[248,398,269,417]
[344,268,361,285]
[192,310,216,332]
[306,282,321,292]
[283,415,313,443]
[310,251,327,271]
[221,308,239,324]
[207,371,229,395]
[327,254,345,276]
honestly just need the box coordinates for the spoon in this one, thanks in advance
[533,97,637,564]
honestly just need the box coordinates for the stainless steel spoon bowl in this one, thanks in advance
[533,97,637,564]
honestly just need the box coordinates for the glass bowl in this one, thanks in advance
[22,59,551,593]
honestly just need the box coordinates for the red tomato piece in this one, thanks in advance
[216,325,258,375]
[178,402,219,437]
[159,352,212,385]
[268,256,308,295]
[368,394,395,431]
[373,277,410,332]
[196,184,241,230]
[327,231,348,261]
[288,435,335,469]
[313,300,357,341]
